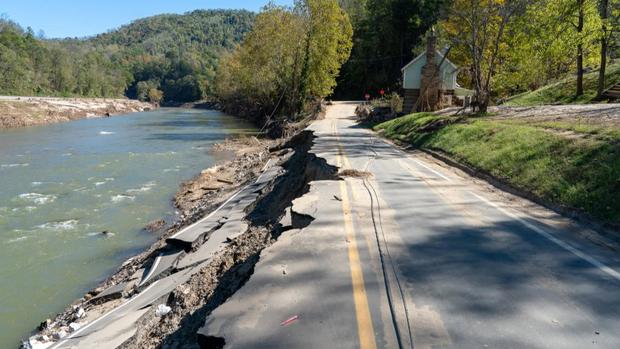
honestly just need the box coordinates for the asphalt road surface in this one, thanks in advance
[199,102,620,349]
[44,102,620,349]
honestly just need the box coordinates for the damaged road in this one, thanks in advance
[29,130,336,349]
[28,103,620,349]
[196,102,620,349]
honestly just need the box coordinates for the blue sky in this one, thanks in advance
[1,0,294,38]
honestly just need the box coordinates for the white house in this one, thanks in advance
[402,50,458,90]
[401,36,459,112]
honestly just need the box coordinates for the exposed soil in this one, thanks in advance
[439,104,620,125]
[0,96,154,129]
[23,130,339,349]
[174,137,275,215]
[121,131,338,349]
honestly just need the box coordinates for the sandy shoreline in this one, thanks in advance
[0,96,155,129]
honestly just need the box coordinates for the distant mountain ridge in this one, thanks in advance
[0,9,255,102]
[90,10,253,52]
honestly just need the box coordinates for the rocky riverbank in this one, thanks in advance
[0,96,154,129]
[22,136,277,348]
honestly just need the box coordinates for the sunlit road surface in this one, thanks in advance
[200,102,620,348]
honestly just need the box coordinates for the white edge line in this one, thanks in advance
[413,159,451,181]
[397,158,451,183]
[470,192,620,282]
[50,281,161,348]
[260,158,273,172]
[139,253,163,286]
[169,158,273,240]
[168,184,250,239]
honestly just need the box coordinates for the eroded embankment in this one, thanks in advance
[124,131,338,349]
[0,97,154,128]
[25,130,339,349]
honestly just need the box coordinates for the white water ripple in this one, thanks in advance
[1,163,29,168]
[18,193,57,205]
[111,194,136,203]
[7,236,29,244]
[126,181,156,194]
[36,219,79,231]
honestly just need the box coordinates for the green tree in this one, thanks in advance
[334,0,448,99]
[441,0,533,112]
[147,88,164,103]
[298,0,353,102]
[216,0,352,121]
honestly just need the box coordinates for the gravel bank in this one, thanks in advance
[0,96,154,129]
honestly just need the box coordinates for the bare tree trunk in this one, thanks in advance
[479,91,489,114]
[577,0,585,96]
[597,0,609,99]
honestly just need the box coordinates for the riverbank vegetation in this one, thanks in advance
[374,112,620,225]
[215,0,352,128]
[0,10,254,102]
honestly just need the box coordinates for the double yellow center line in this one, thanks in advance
[333,120,377,349]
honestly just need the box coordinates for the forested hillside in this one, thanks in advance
[0,10,254,102]
[334,0,448,99]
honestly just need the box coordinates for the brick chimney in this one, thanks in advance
[426,27,437,63]
[419,27,440,111]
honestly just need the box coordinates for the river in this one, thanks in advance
[0,108,256,348]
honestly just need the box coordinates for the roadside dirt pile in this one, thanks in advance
[0,97,153,129]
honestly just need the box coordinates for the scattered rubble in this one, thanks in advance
[155,304,172,317]
[23,129,338,349]
[174,137,275,215]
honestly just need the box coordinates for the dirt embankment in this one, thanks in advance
[174,137,275,215]
[24,136,277,347]
[0,96,155,129]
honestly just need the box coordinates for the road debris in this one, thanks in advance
[216,178,234,185]
[52,329,67,340]
[155,304,172,317]
[68,322,82,332]
[338,169,372,178]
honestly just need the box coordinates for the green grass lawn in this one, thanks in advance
[374,113,620,225]
[505,63,620,106]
